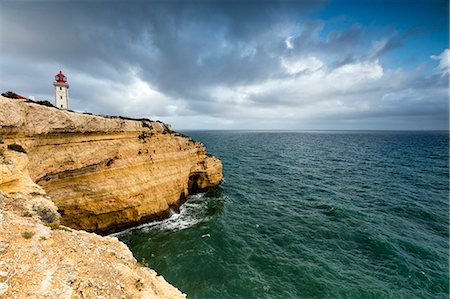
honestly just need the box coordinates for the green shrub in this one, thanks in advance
[25,99,57,109]
[44,222,72,232]
[22,211,33,217]
[33,206,58,223]
[35,100,54,107]
[21,231,34,239]
[142,121,152,129]
[138,132,150,143]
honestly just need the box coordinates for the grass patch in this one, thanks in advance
[33,100,54,107]
[33,205,58,223]
[138,131,151,143]
[21,231,35,239]
[22,211,33,217]
[44,222,72,232]
[142,121,152,129]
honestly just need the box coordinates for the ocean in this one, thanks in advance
[117,131,449,298]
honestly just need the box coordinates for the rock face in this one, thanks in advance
[0,95,223,298]
[0,139,185,298]
[0,191,186,299]
[0,96,222,233]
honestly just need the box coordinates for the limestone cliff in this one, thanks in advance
[0,96,222,233]
[0,95,223,298]
[0,138,186,298]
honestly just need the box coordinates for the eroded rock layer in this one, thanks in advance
[0,96,222,233]
[0,138,186,298]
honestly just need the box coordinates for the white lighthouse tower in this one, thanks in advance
[53,70,69,109]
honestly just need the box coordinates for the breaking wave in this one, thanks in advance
[112,191,224,237]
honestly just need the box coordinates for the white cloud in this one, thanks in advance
[281,56,323,74]
[327,60,383,91]
[246,59,383,103]
[70,70,189,120]
[431,49,450,76]
[285,36,294,49]
[197,57,395,123]
[119,78,189,118]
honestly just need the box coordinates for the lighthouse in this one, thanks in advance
[53,70,69,109]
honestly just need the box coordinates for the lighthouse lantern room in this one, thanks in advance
[53,70,69,109]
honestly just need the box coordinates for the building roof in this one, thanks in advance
[55,70,67,83]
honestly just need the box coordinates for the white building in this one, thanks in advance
[53,70,69,109]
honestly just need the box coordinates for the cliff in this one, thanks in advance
[0,127,186,298]
[0,95,223,298]
[0,96,222,233]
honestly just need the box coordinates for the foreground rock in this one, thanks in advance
[0,192,185,299]
[0,96,222,233]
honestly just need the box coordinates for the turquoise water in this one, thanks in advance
[118,131,449,298]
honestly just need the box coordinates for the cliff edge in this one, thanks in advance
[0,96,222,233]
[0,95,223,298]
[0,130,186,298]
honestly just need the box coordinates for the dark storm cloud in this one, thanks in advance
[0,0,335,101]
[0,0,448,129]
[289,21,363,55]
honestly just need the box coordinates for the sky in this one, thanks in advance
[0,0,448,130]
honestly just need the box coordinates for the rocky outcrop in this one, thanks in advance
[0,190,186,299]
[0,96,222,233]
[0,141,185,298]
[0,95,224,298]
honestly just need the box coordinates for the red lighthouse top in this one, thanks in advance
[55,70,67,83]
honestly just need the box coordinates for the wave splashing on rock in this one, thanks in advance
[112,191,224,236]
